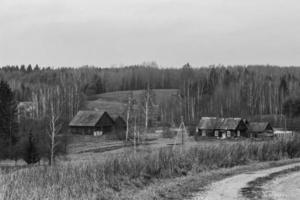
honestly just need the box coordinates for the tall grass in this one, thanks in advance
[2,137,300,199]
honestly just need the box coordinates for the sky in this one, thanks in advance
[1,0,300,68]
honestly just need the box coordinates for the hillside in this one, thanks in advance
[88,89,178,103]
[84,89,179,116]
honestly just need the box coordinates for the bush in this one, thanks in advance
[161,129,176,138]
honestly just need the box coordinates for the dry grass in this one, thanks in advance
[84,89,178,114]
[89,89,178,104]
[2,137,300,200]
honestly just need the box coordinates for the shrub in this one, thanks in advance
[161,129,176,138]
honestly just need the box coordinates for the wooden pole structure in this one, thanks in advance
[181,116,184,145]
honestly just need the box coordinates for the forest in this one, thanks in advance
[0,63,300,163]
[1,64,300,123]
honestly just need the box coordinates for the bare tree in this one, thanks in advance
[141,83,155,132]
[125,92,134,142]
[47,90,63,166]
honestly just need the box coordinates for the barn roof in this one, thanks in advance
[198,117,224,130]
[115,116,125,121]
[69,111,105,127]
[248,122,272,133]
[219,118,243,130]
[94,108,125,120]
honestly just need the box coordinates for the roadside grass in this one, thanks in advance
[2,137,300,199]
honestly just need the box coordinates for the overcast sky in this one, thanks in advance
[1,0,300,68]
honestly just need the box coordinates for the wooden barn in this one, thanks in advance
[69,111,115,135]
[248,122,273,138]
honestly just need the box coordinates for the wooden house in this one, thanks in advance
[69,111,115,135]
[196,117,223,137]
[197,117,248,138]
[17,101,37,121]
[95,109,127,131]
[248,122,273,138]
[218,118,248,138]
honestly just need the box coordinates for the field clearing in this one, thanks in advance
[64,133,266,165]
[88,89,179,104]
[65,133,200,164]
[83,89,178,117]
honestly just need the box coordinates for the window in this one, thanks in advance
[227,131,231,137]
[237,130,241,137]
[214,130,219,137]
[202,130,206,136]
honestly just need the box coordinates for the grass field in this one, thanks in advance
[84,89,178,114]
[2,136,300,200]
[88,89,178,103]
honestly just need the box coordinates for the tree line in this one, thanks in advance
[1,63,300,132]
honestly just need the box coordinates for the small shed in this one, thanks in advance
[248,122,273,138]
[69,111,115,135]
[273,128,293,138]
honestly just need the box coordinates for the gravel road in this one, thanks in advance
[263,170,300,200]
[191,162,300,200]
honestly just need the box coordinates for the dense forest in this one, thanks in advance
[1,63,300,129]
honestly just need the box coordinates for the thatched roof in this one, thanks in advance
[219,118,243,130]
[69,111,105,127]
[198,117,245,131]
[248,122,272,133]
[198,117,224,130]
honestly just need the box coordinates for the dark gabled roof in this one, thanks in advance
[219,118,243,130]
[198,117,224,130]
[248,122,272,133]
[69,111,105,127]
[115,116,126,121]
[94,108,125,120]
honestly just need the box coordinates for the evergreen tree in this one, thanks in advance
[0,80,19,159]
[34,64,40,71]
[20,64,26,73]
[27,64,33,73]
[23,131,40,164]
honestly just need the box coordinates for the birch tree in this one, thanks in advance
[125,92,134,142]
[47,89,63,166]
[141,83,155,132]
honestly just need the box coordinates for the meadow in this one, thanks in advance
[2,136,300,200]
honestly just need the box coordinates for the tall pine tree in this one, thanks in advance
[0,80,18,159]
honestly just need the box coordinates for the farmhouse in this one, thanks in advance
[248,122,273,138]
[197,117,223,137]
[218,118,248,138]
[197,117,248,138]
[69,111,115,135]
[17,101,37,121]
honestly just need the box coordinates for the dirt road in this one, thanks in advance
[191,162,300,200]
[263,170,300,200]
